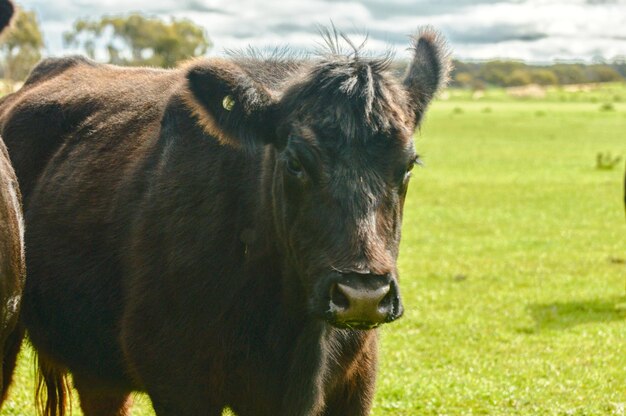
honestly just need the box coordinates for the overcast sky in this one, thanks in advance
[14,0,626,63]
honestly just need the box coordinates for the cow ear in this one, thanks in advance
[403,27,452,125]
[0,0,15,33]
[183,58,278,149]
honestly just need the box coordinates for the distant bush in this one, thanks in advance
[454,72,474,88]
[531,69,559,86]
[599,103,615,112]
[551,65,586,84]
[587,65,623,83]
[506,69,533,87]
[596,152,622,170]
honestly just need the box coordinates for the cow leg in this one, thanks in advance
[74,378,133,416]
[127,349,223,415]
[0,324,24,403]
[149,395,223,416]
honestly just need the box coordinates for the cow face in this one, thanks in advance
[185,29,450,330]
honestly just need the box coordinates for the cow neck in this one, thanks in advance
[249,146,310,329]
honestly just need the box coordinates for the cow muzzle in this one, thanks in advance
[326,272,403,329]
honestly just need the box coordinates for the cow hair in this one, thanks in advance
[0,0,14,33]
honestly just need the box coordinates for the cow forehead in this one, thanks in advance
[281,57,415,143]
[289,118,414,168]
[288,124,412,201]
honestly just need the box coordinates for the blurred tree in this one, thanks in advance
[530,69,559,86]
[610,56,626,78]
[479,61,527,86]
[449,59,622,88]
[420,57,623,89]
[586,65,623,83]
[481,67,507,86]
[454,71,474,88]
[64,13,211,68]
[0,7,43,81]
[551,64,587,84]
[506,69,532,86]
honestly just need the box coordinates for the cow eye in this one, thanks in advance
[402,155,421,185]
[286,156,303,176]
[405,155,421,176]
[408,155,422,173]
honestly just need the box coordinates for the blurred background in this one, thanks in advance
[1,0,625,87]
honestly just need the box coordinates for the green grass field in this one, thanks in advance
[2,86,625,415]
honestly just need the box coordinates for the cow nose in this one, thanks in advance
[328,273,401,329]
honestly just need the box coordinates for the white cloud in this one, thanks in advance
[15,0,626,62]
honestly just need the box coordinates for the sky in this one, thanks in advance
[14,0,626,63]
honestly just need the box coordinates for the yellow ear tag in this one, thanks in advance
[222,95,235,111]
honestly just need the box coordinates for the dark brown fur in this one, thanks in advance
[0,0,26,407]
[0,29,450,415]
[0,0,13,32]
[0,137,24,403]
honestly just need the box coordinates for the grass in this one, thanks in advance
[444,82,626,104]
[2,88,626,415]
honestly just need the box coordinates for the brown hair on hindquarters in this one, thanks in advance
[0,0,14,33]
[0,137,25,407]
[0,0,25,408]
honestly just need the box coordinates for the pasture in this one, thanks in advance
[1,84,625,415]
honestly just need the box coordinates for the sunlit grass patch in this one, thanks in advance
[2,97,625,415]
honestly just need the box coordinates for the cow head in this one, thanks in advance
[184,28,450,330]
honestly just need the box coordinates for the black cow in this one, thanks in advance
[0,28,450,415]
[0,0,26,406]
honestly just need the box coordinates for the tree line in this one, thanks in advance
[1,7,625,88]
[449,59,625,89]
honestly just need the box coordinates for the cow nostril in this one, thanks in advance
[329,283,350,311]
[378,289,394,312]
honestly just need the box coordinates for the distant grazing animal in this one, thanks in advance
[0,28,450,415]
[0,0,26,407]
